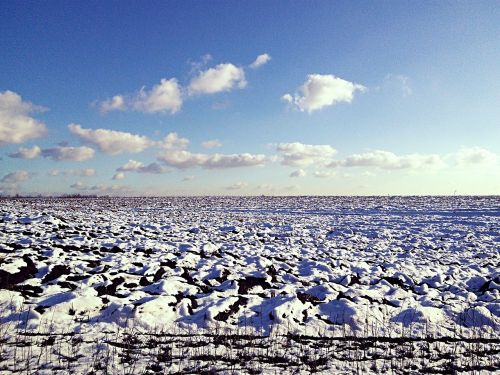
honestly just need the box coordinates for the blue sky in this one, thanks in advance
[1,1,499,195]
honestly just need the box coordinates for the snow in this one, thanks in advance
[0,196,498,373]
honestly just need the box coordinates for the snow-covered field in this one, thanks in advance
[0,196,498,374]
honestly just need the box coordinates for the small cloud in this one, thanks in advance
[99,95,126,113]
[117,159,169,174]
[188,63,247,95]
[289,169,306,178]
[202,139,222,149]
[68,123,152,155]
[276,142,337,167]
[8,145,41,159]
[157,133,267,170]
[283,74,366,113]
[188,54,213,74]
[47,169,60,176]
[455,147,497,165]
[250,53,271,69]
[42,145,95,161]
[70,181,88,190]
[313,170,335,178]
[0,90,47,145]
[112,172,125,180]
[1,170,33,183]
[225,182,248,190]
[133,78,182,114]
[342,150,444,170]
[160,132,190,150]
[98,78,182,114]
[182,175,195,182]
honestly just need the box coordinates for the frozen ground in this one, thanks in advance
[0,196,498,374]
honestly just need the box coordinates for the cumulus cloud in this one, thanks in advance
[112,172,125,180]
[98,78,182,114]
[276,142,337,167]
[202,139,222,149]
[8,145,41,159]
[117,159,169,174]
[203,154,267,169]
[225,182,248,190]
[157,132,266,169]
[182,175,195,181]
[70,181,88,190]
[42,146,95,161]
[282,74,366,113]
[133,78,182,114]
[160,132,190,150]
[250,53,271,69]
[290,169,306,178]
[341,150,443,170]
[68,123,152,155]
[99,95,126,113]
[188,63,247,95]
[158,150,267,170]
[1,170,33,184]
[455,147,497,165]
[0,90,47,145]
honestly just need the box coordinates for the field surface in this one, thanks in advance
[0,196,499,374]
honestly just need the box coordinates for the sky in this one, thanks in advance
[1,1,499,196]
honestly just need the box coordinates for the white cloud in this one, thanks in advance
[117,159,169,174]
[99,95,126,113]
[250,53,271,69]
[160,132,190,150]
[98,78,182,114]
[202,139,222,149]
[8,145,41,159]
[133,78,182,114]
[0,90,47,145]
[282,74,366,113]
[41,146,95,161]
[290,169,306,178]
[158,150,267,169]
[188,63,247,95]
[112,172,125,180]
[182,175,195,182]
[342,150,443,170]
[314,170,335,178]
[276,142,337,167]
[226,182,248,190]
[47,169,60,177]
[117,159,143,172]
[203,153,267,169]
[1,170,33,183]
[70,181,88,190]
[158,132,266,169]
[455,147,497,165]
[68,123,152,155]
